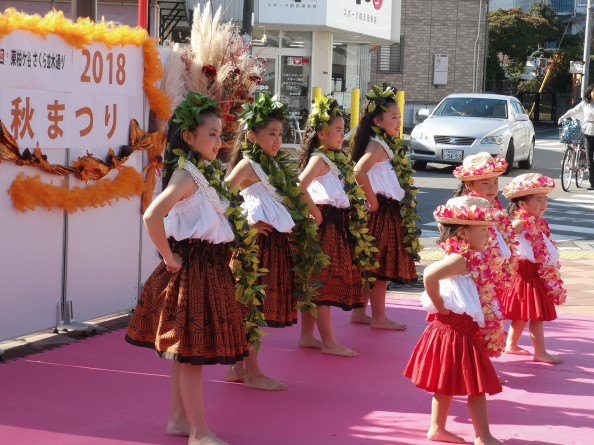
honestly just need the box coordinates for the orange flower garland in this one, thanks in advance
[8,166,144,214]
[0,8,171,120]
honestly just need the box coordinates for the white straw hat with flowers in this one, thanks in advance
[434,196,501,225]
[502,173,555,199]
[453,152,508,180]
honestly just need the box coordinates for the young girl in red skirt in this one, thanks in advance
[452,152,517,358]
[125,93,252,445]
[297,94,377,357]
[224,93,327,389]
[349,83,421,330]
[404,196,504,445]
[502,173,566,364]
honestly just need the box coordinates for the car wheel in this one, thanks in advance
[504,140,514,175]
[518,138,534,169]
[412,160,427,171]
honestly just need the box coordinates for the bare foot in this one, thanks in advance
[370,318,407,331]
[497,374,507,385]
[351,312,372,324]
[244,374,287,391]
[427,427,465,443]
[190,432,229,445]
[533,352,563,364]
[166,420,190,437]
[298,336,322,349]
[321,342,359,357]
[505,345,531,355]
[474,434,504,445]
[224,364,245,383]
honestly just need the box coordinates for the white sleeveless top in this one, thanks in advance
[164,163,234,244]
[493,227,511,260]
[307,153,349,208]
[517,231,560,265]
[420,272,485,327]
[367,137,405,201]
[239,160,295,233]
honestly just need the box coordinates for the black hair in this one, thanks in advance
[453,180,468,197]
[350,97,398,163]
[507,195,531,217]
[161,109,219,189]
[229,117,283,169]
[297,115,344,173]
[585,84,594,104]
[437,223,469,245]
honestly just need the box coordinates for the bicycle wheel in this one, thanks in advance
[561,146,574,192]
[576,147,587,188]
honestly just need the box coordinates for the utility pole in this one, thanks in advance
[242,0,254,46]
[581,0,593,99]
[71,0,96,21]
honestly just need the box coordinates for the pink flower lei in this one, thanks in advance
[516,209,567,305]
[440,237,507,357]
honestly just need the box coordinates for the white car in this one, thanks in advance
[409,93,535,173]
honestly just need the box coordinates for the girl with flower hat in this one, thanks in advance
[126,93,262,445]
[349,83,421,330]
[452,152,517,359]
[502,173,566,364]
[224,93,329,389]
[296,94,379,356]
[404,196,504,445]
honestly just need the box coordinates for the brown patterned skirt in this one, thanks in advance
[251,229,297,327]
[312,205,364,310]
[125,238,249,365]
[367,194,417,283]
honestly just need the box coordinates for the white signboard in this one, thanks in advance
[258,0,394,41]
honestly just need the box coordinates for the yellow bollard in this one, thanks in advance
[350,88,360,140]
[313,87,322,103]
[396,90,405,139]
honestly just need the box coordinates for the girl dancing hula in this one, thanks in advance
[225,93,328,389]
[404,196,504,445]
[297,94,379,356]
[350,83,421,330]
[502,173,566,364]
[125,93,264,445]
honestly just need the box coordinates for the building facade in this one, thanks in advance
[370,0,488,127]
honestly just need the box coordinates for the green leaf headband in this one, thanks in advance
[173,92,220,132]
[308,95,342,132]
[365,82,397,113]
[239,93,288,130]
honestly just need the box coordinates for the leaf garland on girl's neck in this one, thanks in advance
[440,237,506,357]
[371,126,422,261]
[241,140,330,315]
[315,146,379,288]
[516,208,566,306]
[168,146,267,349]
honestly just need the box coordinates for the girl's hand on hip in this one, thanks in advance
[165,253,182,273]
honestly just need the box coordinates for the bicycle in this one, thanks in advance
[559,118,589,192]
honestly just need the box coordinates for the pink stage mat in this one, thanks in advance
[1,297,593,445]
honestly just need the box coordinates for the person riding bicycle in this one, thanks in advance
[558,84,594,189]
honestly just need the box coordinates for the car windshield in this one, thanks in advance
[433,98,508,119]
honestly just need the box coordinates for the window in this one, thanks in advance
[512,100,526,115]
[377,37,404,74]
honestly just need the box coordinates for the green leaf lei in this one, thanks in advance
[315,147,380,288]
[309,95,342,133]
[241,140,330,315]
[172,92,220,132]
[170,147,268,349]
[370,128,423,261]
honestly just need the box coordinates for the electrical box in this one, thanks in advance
[433,54,448,85]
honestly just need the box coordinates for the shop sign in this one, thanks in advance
[258,0,325,26]
[287,57,310,67]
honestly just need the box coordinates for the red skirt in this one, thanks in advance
[404,313,502,396]
[502,259,557,322]
[367,194,417,283]
[252,229,298,327]
[312,205,364,310]
[125,239,249,365]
